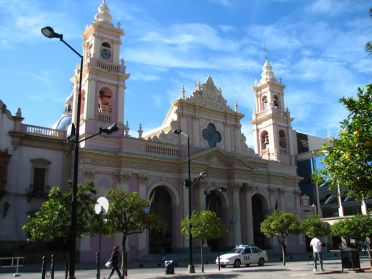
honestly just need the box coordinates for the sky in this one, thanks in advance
[0,0,371,148]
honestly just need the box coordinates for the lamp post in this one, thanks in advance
[203,186,227,271]
[41,26,119,279]
[173,129,205,274]
[41,25,83,279]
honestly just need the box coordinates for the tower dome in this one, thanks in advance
[52,93,73,130]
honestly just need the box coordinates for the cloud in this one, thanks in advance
[139,23,242,52]
[305,0,354,16]
[208,0,231,7]
[0,0,81,48]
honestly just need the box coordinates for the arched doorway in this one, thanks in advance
[149,186,172,254]
[205,191,224,251]
[252,194,267,249]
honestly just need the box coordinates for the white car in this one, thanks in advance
[216,245,268,268]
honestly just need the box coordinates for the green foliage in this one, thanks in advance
[22,181,97,243]
[318,85,372,199]
[180,210,226,241]
[105,189,165,236]
[105,189,165,277]
[331,214,372,239]
[260,210,300,240]
[180,210,226,272]
[300,215,330,239]
[260,210,300,266]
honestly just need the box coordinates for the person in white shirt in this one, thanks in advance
[310,236,324,272]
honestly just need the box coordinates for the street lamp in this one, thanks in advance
[173,129,207,273]
[41,26,118,279]
[94,197,109,279]
[203,186,227,271]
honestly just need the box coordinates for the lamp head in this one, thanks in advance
[100,123,119,134]
[173,129,182,135]
[199,172,208,179]
[41,26,63,39]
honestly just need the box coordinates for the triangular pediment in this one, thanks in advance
[191,147,254,170]
[187,76,233,112]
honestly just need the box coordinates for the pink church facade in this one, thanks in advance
[0,1,317,263]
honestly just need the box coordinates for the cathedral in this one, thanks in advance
[0,1,328,263]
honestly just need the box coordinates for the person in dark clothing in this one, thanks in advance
[105,245,123,279]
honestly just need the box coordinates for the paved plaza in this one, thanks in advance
[0,258,371,279]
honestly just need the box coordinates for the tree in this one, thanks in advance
[180,210,226,272]
[300,214,330,239]
[105,189,165,277]
[318,84,372,199]
[22,181,97,279]
[331,214,372,268]
[260,210,300,266]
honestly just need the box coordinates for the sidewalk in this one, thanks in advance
[0,258,371,279]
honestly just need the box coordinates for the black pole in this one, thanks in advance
[50,254,55,279]
[68,52,83,279]
[215,190,221,271]
[96,228,102,279]
[41,256,46,279]
[96,252,100,279]
[187,135,195,273]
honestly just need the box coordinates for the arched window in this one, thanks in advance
[261,96,268,110]
[102,42,111,48]
[279,130,287,148]
[260,131,269,150]
[97,88,112,122]
[274,95,280,108]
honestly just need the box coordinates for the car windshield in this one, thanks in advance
[230,247,244,254]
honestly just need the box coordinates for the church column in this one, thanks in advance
[231,184,242,244]
[85,77,97,120]
[138,174,149,253]
[182,177,189,248]
[198,181,208,210]
[117,83,125,125]
[116,171,130,191]
[245,187,254,244]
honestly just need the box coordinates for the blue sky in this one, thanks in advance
[0,0,371,148]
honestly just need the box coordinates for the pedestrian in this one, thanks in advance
[105,245,123,279]
[309,235,324,272]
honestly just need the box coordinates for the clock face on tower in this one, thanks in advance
[101,48,111,59]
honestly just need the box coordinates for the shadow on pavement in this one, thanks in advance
[152,274,240,279]
[231,268,289,273]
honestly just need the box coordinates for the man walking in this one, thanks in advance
[310,235,324,272]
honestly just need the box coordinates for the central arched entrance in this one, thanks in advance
[149,186,172,254]
[252,194,267,249]
[205,191,224,251]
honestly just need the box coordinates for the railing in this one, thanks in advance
[146,143,180,157]
[98,113,111,122]
[22,124,66,140]
[0,257,24,277]
[96,60,122,72]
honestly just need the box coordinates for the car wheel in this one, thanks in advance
[258,258,265,266]
[234,259,241,268]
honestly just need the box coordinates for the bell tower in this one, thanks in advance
[71,0,129,136]
[251,59,294,165]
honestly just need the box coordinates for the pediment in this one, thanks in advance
[192,148,254,170]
